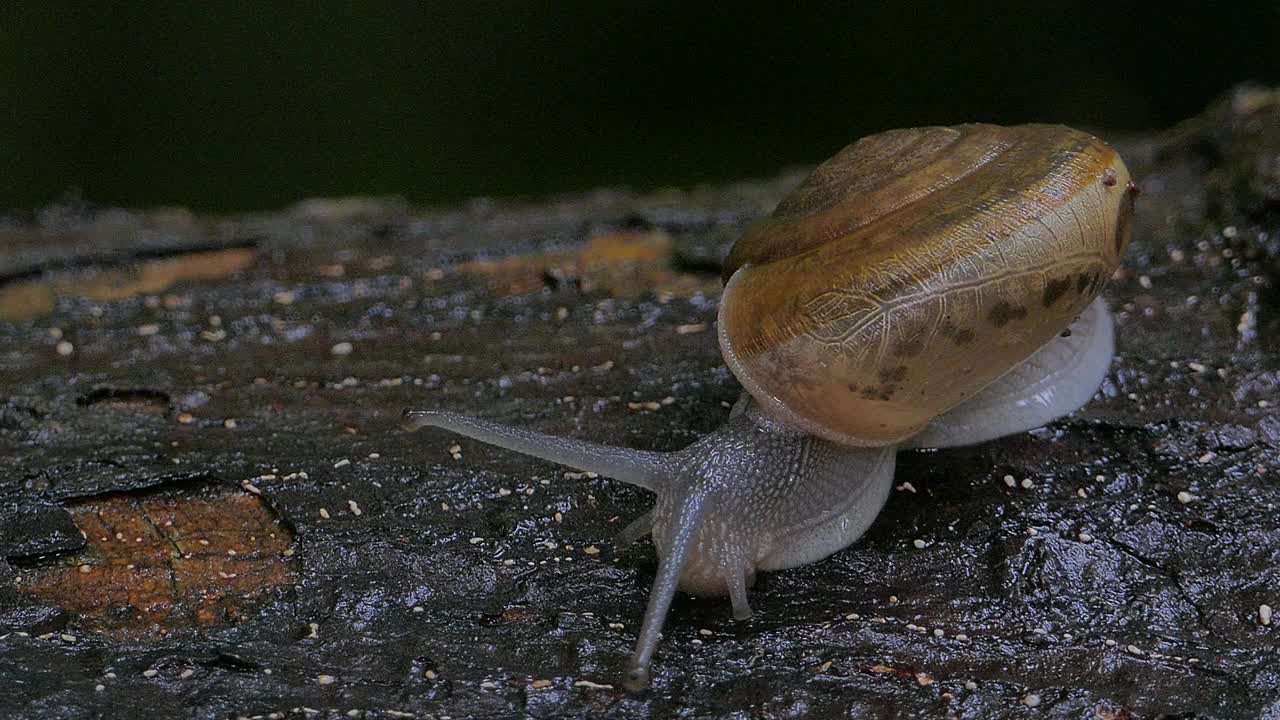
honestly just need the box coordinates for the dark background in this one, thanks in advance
[3,2,1278,212]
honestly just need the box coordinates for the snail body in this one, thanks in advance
[403,123,1135,690]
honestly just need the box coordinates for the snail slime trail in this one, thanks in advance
[402,123,1135,690]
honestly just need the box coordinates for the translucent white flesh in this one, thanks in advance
[907,297,1114,449]
[751,443,896,572]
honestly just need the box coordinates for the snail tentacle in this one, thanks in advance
[726,563,753,621]
[400,410,669,491]
[906,297,1115,449]
[624,490,710,692]
[615,510,656,547]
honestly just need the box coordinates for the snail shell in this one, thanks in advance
[719,124,1135,446]
[402,123,1135,689]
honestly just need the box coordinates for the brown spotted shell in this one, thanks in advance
[718,124,1135,447]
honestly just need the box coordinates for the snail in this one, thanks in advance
[402,124,1136,690]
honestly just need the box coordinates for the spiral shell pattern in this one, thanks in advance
[719,124,1135,446]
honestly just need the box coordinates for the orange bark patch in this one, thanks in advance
[0,247,256,321]
[457,230,718,298]
[15,488,297,634]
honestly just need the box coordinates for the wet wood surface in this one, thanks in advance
[2,88,1279,719]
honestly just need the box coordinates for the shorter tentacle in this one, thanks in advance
[726,564,752,620]
[615,510,656,548]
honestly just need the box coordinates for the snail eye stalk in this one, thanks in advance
[400,410,671,491]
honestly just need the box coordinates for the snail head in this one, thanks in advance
[400,407,895,690]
